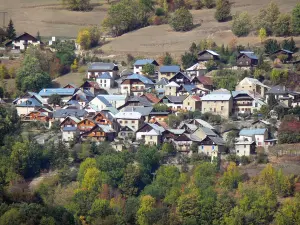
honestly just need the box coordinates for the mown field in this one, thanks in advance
[1,0,300,58]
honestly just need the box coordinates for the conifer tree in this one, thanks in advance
[6,19,16,40]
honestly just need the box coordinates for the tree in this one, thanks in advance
[161,143,176,154]
[281,38,296,52]
[36,31,41,42]
[70,59,78,72]
[259,28,267,43]
[6,19,16,40]
[166,114,181,128]
[137,195,155,225]
[0,87,3,98]
[203,0,215,8]
[264,39,280,54]
[221,162,242,190]
[215,0,231,22]
[119,164,141,197]
[76,29,91,50]
[142,63,155,76]
[153,103,169,112]
[181,52,197,69]
[77,158,97,182]
[0,65,9,79]
[292,3,300,35]
[48,94,61,106]
[88,199,111,221]
[275,193,300,225]
[0,208,21,225]
[62,0,92,11]
[40,217,56,225]
[169,8,194,32]
[231,12,252,37]
[273,14,292,36]
[163,52,174,65]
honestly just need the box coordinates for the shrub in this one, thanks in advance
[155,7,165,16]
[215,0,231,22]
[231,12,252,37]
[273,14,292,37]
[202,0,215,8]
[169,8,194,32]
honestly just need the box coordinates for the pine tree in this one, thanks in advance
[6,19,16,40]
[36,31,41,42]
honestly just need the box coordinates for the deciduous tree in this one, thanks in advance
[292,3,300,35]
[169,7,194,32]
[215,0,231,22]
[231,12,252,37]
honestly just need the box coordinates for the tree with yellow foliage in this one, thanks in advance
[71,59,78,72]
[76,29,91,50]
[137,195,155,225]
[259,27,267,43]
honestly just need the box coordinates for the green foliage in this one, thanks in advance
[6,19,16,40]
[203,0,215,8]
[0,208,21,225]
[273,14,292,37]
[181,52,198,69]
[0,65,9,79]
[169,8,194,32]
[205,60,218,72]
[153,103,169,112]
[0,107,19,145]
[88,199,111,221]
[52,40,76,68]
[76,26,101,50]
[281,38,296,52]
[161,143,176,154]
[48,94,61,106]
[214,0,231,22]
[163,52,175,65]
[221,162,242,190]
[81,167,102,191]
[275,193,300,225]
[77,157,97,182]
[142,63,155,75]
[270,69,289,84]
[258,28,267,43]
[166,114,182,128]
[212,69,238,91]
[62,0,92,11]
[292,3,300,35]
[119,164,141,197]
[264,39,280,54]
[137,195,155,225]
[194,162,217,189]
[231,12,252,37]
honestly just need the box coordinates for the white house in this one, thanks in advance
[88,96,113,112]
[87,62,119,79]
[97,95,127,108]
[96,72,114,89]
[5,32,42,50]
[235,138,256,157]
[133,59,159,74]
[239,128,268,147]
[62,127,79,142]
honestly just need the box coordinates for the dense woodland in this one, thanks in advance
[0,105,299,225]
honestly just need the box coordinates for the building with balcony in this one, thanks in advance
[120,74,154,96]
[158,65,181,81]
[133,59,159,74]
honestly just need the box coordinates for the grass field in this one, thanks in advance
[1,0,300,58]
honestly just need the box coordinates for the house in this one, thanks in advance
[149,111,170,123]
[168,72,191,85]
[96,72,114,89]
[232,91,254,115]
[80,81,107,96]
[136,123,165,145]
[235,138,256,157]
[38,88,76,103]
[13,92,45,106]
[123,106,153,121]
[63,84,77,89]
[120,74,154,96]
[53,109,88,122]
[164,129,185,142]
[239,128,268,147]
[155,78,169,96]
[236,52,258,67]
[118,126,135,139]
[87,62,119,79]
[5,32,42,50]
[186,62,207,77]
[118,96,153,110]
[236,77,270,98]
[93,112,115,128]
[80,124,115,142]
[271,49,294,61]
[251,119,271,129]
[193,127,218,140]
[265,85,290,102]
[140,93,160,104]
[158,65,181,80]
[184,119,215,130]
[115,111,144,131]
[97,95,127,108]
[68,89,94,107]
[197,50,220,62]
[89,96,113,112]
[62,127,79,143]
[172,133,202,154]
[183,95,201,111]
[77,118,97,133]
[15,98,43,116]
[191,76,213,90]
[201,91,233,118]
[158,95,187,111]
[164,81,180,96]
[133,59,159,74]
[22,110,51,122]
[59,116,80,130]
[177,84,203,96]
[198,136,226,160]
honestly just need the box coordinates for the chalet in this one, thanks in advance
[155,78,169,96]
[177,85,202,96]
[93,112,115,128]
[136,123,165,145]
[186,62,207,77]
[13,92,45,106]
[53,109,88,122]
[239,128,268,147]
[36,107,53,117]
[62,127,79,143]
[5,32,42,50]
[22,110,50,122]
[96,72,114,89]
[115,111,145,131]
[68,89,94,107]
[123,106,153,121]
[236,52,258,67]
[183,95,201,111]
[133,59,159,74]
[190,76,213,90]
[140,93,160,104]
[178,123,198,134]
[89,96,113,112]
[265,85,290,103]
[235,138,256,157]
[158,65,180,81]
[97,95,127,108]
[77,118,97,133]
[172,133,201,154]
[80,124,115,142]
[80,81,106,96]
[232,91,255,114]
[118,126,135,139]
[149,111,170,123]
[201,91,233,118]
[194,126,218,140]
[271,49,294,61]
[59,116,80,130]
[168,72,191,85]
[15,98,43,116]
[120,74,154,96]
[181,119,215,130]
[236,77,270,98]
[163,129,185,142]
[197,50,220,62]
[38,88,76,103]
[87,62,119,79]
[158,95,187,111]
[164,81,180,96]
[251,119,271,129]
[118,96,153,110]
[198,135,225,160]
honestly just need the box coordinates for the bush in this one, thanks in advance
[273,14,292,37]
[155,7,165,16]
[203,0,215,8]
[169,8,194,32]
[215,0,231,22]
[240,156,250,165]
[231,12,252,37]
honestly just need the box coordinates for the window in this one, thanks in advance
[150,136,153,139]
[169,87,171,90]
[125,121,128,124]
[210,108,212,111]
[221,106,224,110]
[214,108,216,112]
[237,150,239,153]
[120,121,122,124]
[187,102,190,105]
[132,126,135,129]
[132,120,135,123]
[244,145,246,148]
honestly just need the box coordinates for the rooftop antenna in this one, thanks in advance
[0,12,7,28]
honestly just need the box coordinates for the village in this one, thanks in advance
[3,31,299,163]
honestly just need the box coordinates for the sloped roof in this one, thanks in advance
[82,81,101,90]
[102,106,119,115]
[239,128,267,136]
[191,95,201,101]
[201,93,231,101]
[165,95,187,103]
[97,95,127,101]
[16,98,42,107]
[98,124,115,133]
[63,127,78,132]
[127,96,153,107]
[134,59,158,66]
[53,109,87,118]
[238,52,258,60]
[200,127,217,136]
[198,49,219,56]
[96,96,113,107]
[97,72,113,79]
[39,88,76,97]
[239,77,270,89]
[88,62,118,71]
[124,74,154,85]
[197,76,213,85]
[165,81,180,87]
[159,65,180,73]
[115,111,142,119]
[209,136,226,145]
[123,106,153,116]
[156,78,169,86]
[167,129,185,134]
[194,119,215,130]
[180,84,197,93]
[142,93,160,103]
[267,85,289,95]
[186,62,206,71]
[272,49,294,54]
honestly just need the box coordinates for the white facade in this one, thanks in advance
[96,78,113,89]
[16,106,35,116]
[89,97,109,111]
[239,133,268,147]
[87,71,117,79]
[12,40,41,50]
[62,130,77,142]
[134,66,143,74]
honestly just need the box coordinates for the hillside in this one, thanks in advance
[1,0,300,58]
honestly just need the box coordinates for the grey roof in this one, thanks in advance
[185,133,202,142]
[102,106,119,115]
[167,129,185,134]
[16,98,42,107]
[200,127,217,136]
[115,111,142,119]
[201,93,232,101]
[98,72,113,79]
[39,88,76,97]
[134,59,157,66]
[165,95,187,103]
[209,136,225,145]
[97,95,127,101]
[147,123,165,133]
[159,65,180,73]
[96,96,113,107]
[127,96,153,107]
[53,109,88,118]
[123,106,153,116]
[63,127,78,132]
[272,49,294,54]
[156,78,169,86]
[239,128,267,136]
[240,52,258,60]
[267,85,289,95]
[194,119,215,130]
[88,62,118,71]
[125,74,154,85]
[198,49,219,56]
[181,84,197,93]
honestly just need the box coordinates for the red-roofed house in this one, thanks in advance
[183,95,201,111]
[141,93,160,104]
[191,76,213,90]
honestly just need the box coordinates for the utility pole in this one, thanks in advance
[0,12,7,28]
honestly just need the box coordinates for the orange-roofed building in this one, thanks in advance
[183,95,201,111]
